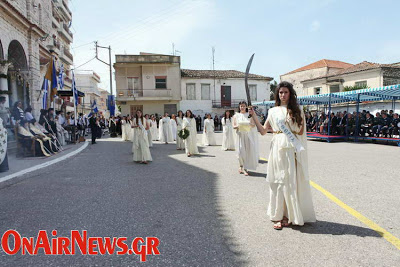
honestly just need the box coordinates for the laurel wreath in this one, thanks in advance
[178,128,190,140]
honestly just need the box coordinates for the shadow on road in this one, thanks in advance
[294,220,382,238]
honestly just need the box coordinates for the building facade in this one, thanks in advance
[0,0,74,119]
[75,71,101,115]
[180,69,272,116]
[280,59,353,96]
[114,53,181,117]
[98,88,110,116]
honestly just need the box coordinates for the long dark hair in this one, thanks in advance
[275,81,302,125]
[177,110,184,119]
[135,110,144,125]
[238,101,248,113]
[224,110,232,121]
[185,110,194,118]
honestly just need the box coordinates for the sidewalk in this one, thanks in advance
[0,141,88,183]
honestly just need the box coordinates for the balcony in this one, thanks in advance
[54,0,72,21]
[117,89,174,101]
[212,99,244,108]
[63,47,73,62]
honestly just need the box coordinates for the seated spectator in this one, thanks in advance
[336,112,347,135]
[380,113,392,137]
[372,112,383,137]
[389,113,399,137]
[360,113,373,136]
[12,101,24,124]
[55,115,69,146]
[346,114,356,136]
[24,107,34,122]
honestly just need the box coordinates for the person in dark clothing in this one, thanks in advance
[336,112,347,135]
[213,115,219,131]
[372,112,383,137]
[89,115,100,144]
[360,113,373,136]
[196,115,202,131]
[380,113,392,137]
[12,101,24,123]
[389,113,399,137]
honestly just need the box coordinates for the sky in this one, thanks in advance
[69,0,400,93]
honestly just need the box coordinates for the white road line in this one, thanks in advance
[0,141,89,184]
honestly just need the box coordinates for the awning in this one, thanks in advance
[57,90,85,97]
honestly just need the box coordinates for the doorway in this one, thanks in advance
[221,86,231,107]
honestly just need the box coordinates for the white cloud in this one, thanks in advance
[310,20,321,32]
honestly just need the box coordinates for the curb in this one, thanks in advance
[0,141,89,184]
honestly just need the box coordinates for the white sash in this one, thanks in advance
[276,108,305,153]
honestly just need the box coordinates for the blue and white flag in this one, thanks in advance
[72,70,78,107]
[91,100,98,114]
[42,79,49,109]
[58,63,64,90]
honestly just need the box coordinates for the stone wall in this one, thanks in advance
[383,67,400,86]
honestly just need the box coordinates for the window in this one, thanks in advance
[127,77,140,96]
[314,87,321,95]
[186,83,196,100]
[155,76,167,89]
[164,104,177,115]
[329,85,340,93]
[249,85,257,101]
[355,81,367,87]
[201,84,210,100]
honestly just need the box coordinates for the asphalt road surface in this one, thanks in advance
[0,133,399,266]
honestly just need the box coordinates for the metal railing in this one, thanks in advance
[63,47,73,61]
[212,99,245,108]
[117,89,172,98]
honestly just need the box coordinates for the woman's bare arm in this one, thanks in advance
[249,107,270,136]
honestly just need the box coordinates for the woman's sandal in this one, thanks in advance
[243,169,249,176]
[273,221,283,230]
[282,217,291,227]
[238,168,244,174]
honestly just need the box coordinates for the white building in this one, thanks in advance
[180,69,272,116]
[114,53,181,117]
[75,71,101,115]
[0,0,74,118]
[280,59,353,96]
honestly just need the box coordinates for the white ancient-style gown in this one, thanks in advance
[170,119,177,140]
[132,119,152,162]
[182,117,199,155]
[176,117,185,149]
[147,119,153,147]
[121,120,127,141]
[150,119,158,141]
[266,105,316,226]
[125,120,132,141]
[221,117,235,150]
[233,112,258,170]
[202,118,216,146]
[159,117,174,143]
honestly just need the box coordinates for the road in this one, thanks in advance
[0,133,399,266]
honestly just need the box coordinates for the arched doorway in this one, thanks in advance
[7,40,29,110]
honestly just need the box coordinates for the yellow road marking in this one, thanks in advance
[259,157,400,250]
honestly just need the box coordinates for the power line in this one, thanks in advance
[72,41,94,50]
[73,57,96,70]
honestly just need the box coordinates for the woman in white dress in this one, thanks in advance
[131,110,152,164]
[176,110,185,150]
[125,115,132,141]
[159,113,173,144]
[170,114,177,141]
[150,115,158,141]
[202,113,216,146]
[233,101,259,176]
[250,81,316,230]
[221,110,235,151]
[182,110,199,157]
[121,116,127,141]
[145,114,153,147]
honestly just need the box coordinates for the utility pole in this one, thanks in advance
[172,43,175,56]
[94,41,113,96]
[212,47,216,102]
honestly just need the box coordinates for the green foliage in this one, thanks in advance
[270,80,277,100]
[343,84,369,91]
[178,128,190,140]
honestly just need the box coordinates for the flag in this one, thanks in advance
[91,100,98,114]
[42,79,49,109]
[45,58,58,102]
[58,63,64,90]
[72,70,78,107]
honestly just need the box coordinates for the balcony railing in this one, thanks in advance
[212,99,245,108]
[62,23,74,38]
[117,89,172,98]
[63,47,73,61]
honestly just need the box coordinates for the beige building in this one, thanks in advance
[0,0,74,118]
[75,71,101,115]
[301,61,400,96]
[114,53,181,117]
[98,88,110,116]
[280,59,353,96]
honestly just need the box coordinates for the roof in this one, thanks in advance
[181,69,273,80]
[302,61,400,83]
[254,84,400,106]
[283,59,354,76]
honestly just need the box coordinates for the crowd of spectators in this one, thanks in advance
[305,109,399,138]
